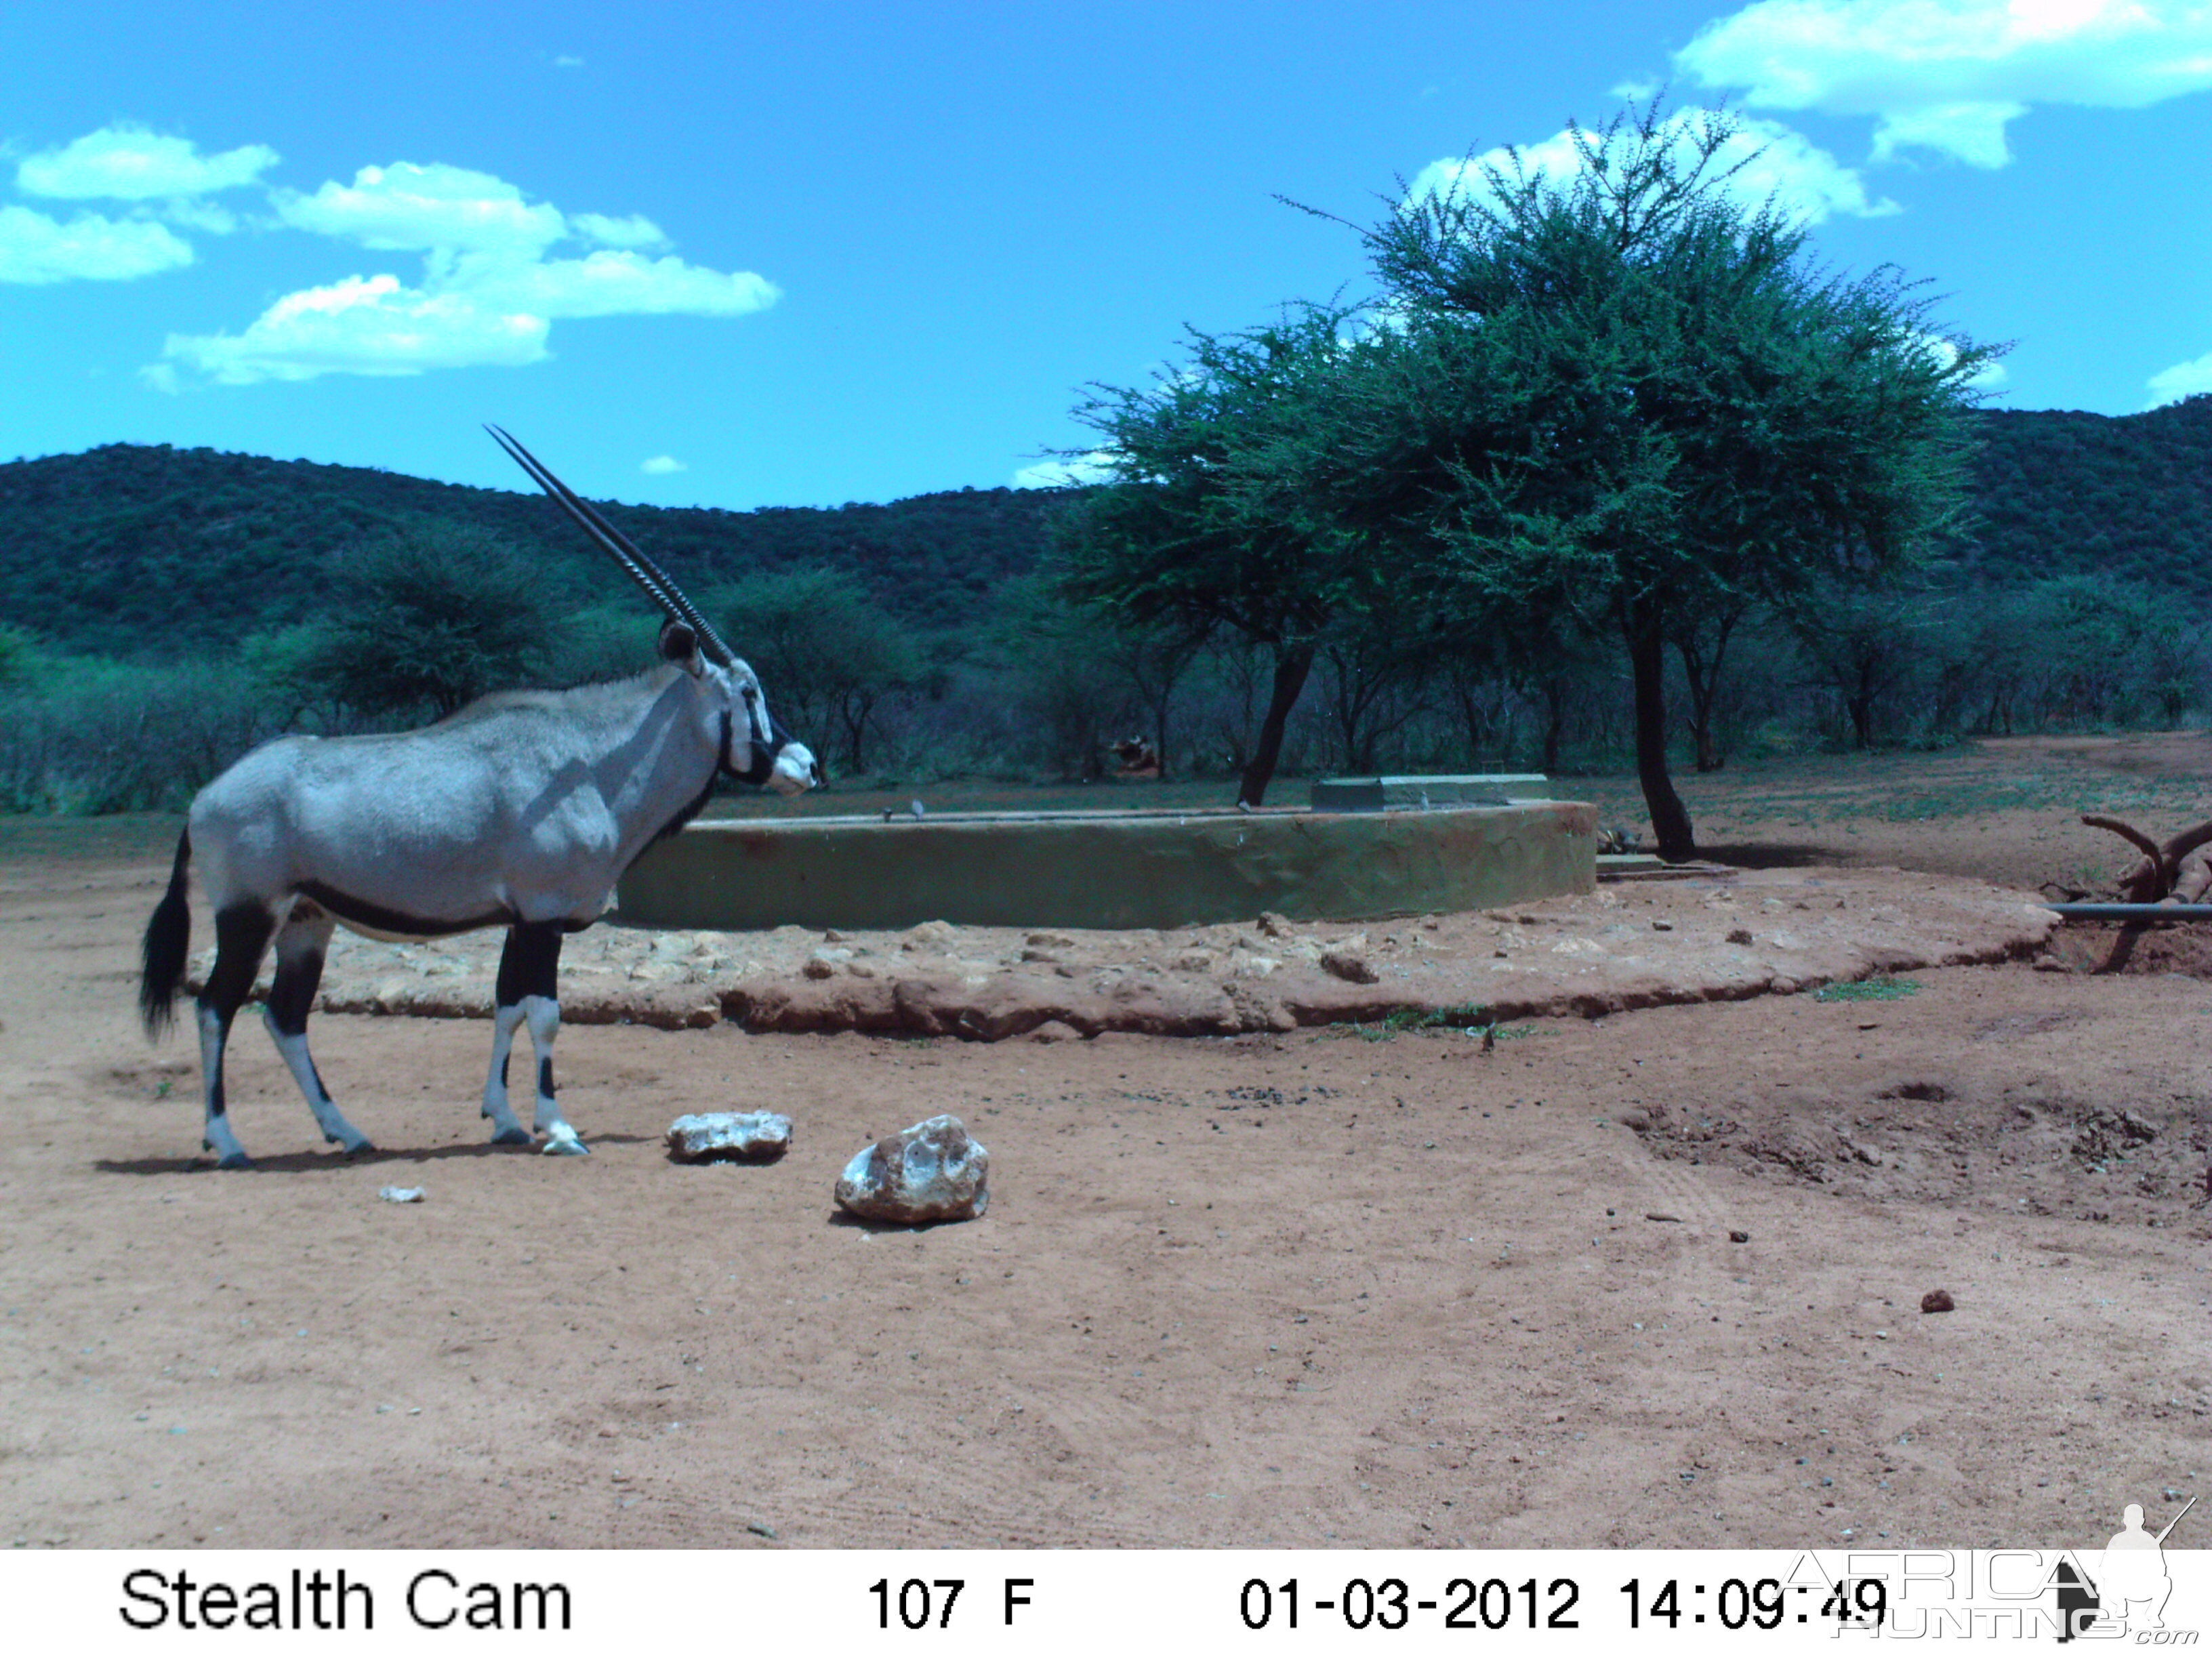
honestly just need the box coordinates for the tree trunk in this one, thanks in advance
[1237,642,1315,807]
[1689,720,1724,773]
[1540,675,1566,775]
[1624,600,1696,861]
[840,689,875,774]
[1847,672,1875,748]
[1673,610,1738,774]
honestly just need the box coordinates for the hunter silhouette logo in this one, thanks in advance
[2059,1493,2196,1641]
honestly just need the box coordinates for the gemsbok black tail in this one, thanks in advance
[140,830,192,1038]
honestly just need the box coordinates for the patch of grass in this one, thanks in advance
[1382,1002,1490,1032]
[1813,975,1922,1003]
[1324,1006,1544,1042]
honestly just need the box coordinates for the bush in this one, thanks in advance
[0,656,293,814]
[293,523,550,720]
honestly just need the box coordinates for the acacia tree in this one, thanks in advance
[1050,306,1397,806]
[300,523,548,719]
[713,566,921,775]
[1324,104,1996,857]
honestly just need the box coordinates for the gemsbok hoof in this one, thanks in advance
[216,1152,252,1171]
[540,1133,590,1157]
[490,1126,535,1147]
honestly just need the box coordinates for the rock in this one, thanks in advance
[667,1111,792,1164]
[907,920,956,945]
[802,956,837,980]
[1920,1288,1955,1313]
[1257,911,1296,939]
[1726,928,1753,945]
[1650,919,1675,933]
[1320,948,1378,984]
[378,1185,425,1204]
[1027,1020,1084,1044]
[835,1114,989,1223]
[2074,1107,2159,1162]
[1729,1229,1750,1243]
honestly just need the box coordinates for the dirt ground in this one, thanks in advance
[3,735,2208,1551]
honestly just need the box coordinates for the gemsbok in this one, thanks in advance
[138,427,817,1167]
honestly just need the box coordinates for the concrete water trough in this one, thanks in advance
[615,784,1597,933]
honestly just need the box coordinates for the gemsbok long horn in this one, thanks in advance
[485,424,738,668]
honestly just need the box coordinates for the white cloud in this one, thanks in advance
[0,205,193,284]
[156,199,239,235]
[573,211,670,249]
[453,249,777,319]
[161,160,778,384]
[2148,349,2212,405]
[274,162,567,255]
[1677,0,2212,167]
[16,124,278,199]
[1404,108,1898,228]
[1922,333,2008,390]
[1012,451,1118,489]
[640,455,687,474]
[159,274,549,384]
[554,54,584,68]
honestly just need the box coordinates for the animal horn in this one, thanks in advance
[485,425,738,668]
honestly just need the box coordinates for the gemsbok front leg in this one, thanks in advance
[483,922,586,1154]
[261,901,373,1155]
[197,903,276,1168]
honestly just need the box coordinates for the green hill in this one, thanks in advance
[1959,395,2212,596]
[0,442,1062,656]
[5,394,2211,659]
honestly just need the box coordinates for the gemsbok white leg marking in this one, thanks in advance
[480,1004,534,1145]
[196,1003,248,1169]
[262,903,373,1154]
[522,995,581,1155]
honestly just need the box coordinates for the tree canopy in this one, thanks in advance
[1052,305,1415,804]
[294,525,550,719]
[1075,102,1992,846]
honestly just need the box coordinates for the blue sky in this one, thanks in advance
[5,1,2211,510]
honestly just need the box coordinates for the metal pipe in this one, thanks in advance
[2045,903,2212,921]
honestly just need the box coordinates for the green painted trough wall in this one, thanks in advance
[614,800,1597,932]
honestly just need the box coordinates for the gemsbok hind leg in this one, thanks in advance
[484,922,586,1154]
[262,902,373,1155]
[198,902,276,1168]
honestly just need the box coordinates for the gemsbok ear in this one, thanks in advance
[659,620,701,670]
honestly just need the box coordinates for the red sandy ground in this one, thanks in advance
[1,736,2206,1551]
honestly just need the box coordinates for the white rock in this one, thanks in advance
[666,1111,793,1163]
[377,1186,425,1204]
[835,1114,989,1223]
